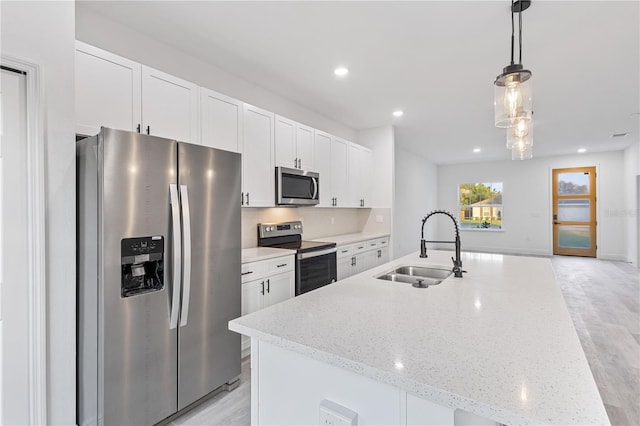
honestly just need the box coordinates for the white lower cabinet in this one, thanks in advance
[336,236,390,281]
[254,342,499,425]
[241,254,294,354]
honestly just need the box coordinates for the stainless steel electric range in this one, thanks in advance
[258,221,337,295]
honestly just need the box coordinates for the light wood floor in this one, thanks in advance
[552,256,640,426]
[172,256,640,425]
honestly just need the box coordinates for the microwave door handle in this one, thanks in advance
[169,184,182,330]
[311,177,318,200]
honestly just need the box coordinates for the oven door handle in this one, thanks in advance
[297,247,337,260]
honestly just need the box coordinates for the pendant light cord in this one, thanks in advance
[510,0,515,65]
[518,9,523,64]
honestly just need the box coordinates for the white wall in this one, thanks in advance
[393,146,439,259]
[1,1,76,424]
[437,151,626,260]
[75,5,356,142]
[623,140,639,265]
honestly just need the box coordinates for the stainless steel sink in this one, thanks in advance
[391,266,453,280]
[376,266,453,288]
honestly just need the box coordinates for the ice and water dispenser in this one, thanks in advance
[121,236,164,297]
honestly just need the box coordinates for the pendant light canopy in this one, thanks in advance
[494,0,534,159]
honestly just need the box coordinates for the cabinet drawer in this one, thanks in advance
[265,255,294,275]
[336,244,353,259]
[241,261,265,283]
[352,241,368,254]
[365,239,379,250]
[375,237,389,247]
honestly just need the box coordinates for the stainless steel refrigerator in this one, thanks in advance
[77,127,241,426]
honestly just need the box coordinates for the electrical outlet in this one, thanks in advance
[319,400,358,426]
[331,217,335,225]
[375,215,384,223]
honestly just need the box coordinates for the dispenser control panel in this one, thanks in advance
[121,236,164,298]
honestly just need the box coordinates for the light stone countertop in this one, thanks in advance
[311,232,389,246]
[229,250,609,425]
[241,247,296,264]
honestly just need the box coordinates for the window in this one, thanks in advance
[459,182,503,230]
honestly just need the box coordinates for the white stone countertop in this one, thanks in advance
[241,247,296,264]
[229,250,608,425]
[311,232,389,246]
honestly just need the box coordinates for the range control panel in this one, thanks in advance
[258,221,303,239]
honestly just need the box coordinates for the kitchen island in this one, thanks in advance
[228,250,608,425]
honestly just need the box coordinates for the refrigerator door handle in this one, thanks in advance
[179,184,192,327]
[169,184,182,330]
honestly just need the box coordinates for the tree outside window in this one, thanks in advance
[459,182,503,229]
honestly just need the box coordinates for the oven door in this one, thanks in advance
[276,166,319,206]
[296,248,337,295]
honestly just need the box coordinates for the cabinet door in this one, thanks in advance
[314,130,333,207]
[200,88,242,152]
[242,279,265,316]
[295,124,314,171]
[378,247,390,265]
[243,104,275,207]
[265,272,294,308]
[330,137,349,207]
[275,115,296,168]
[337,256,353,281]
[141,66,199,143]
[361,147,373,207]
[75,41,141,136]
[348,142,361,207]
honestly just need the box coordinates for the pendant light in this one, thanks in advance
[494,0,533,129]
[506,118,532,149]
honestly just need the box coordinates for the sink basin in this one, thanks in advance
[391,266,453,280]
[376,266,453,288]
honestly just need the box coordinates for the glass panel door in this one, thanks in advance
[552,167,596,257]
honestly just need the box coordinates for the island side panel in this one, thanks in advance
[256,342,403,424]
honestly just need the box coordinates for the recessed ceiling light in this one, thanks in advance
[473,148,481,153]
[611,132,628,138]
[392,110,404,117]
[577,148,587,153]
[334,67,349,76]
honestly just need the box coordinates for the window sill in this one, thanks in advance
[460,228,505,233]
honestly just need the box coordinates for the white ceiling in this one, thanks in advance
[78,1,640,164]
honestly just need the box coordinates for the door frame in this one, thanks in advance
[1,55,47,425]
[551,166,597,257]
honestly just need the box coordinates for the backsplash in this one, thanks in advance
[242,207,391,248]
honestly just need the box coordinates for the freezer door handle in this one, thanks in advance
[179,185,192,327]
[169,184,182,330]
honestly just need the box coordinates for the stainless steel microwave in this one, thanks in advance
[276,166,319,206]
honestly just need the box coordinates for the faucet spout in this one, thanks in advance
[420,210,464,277]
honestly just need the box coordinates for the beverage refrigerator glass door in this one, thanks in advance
[276,166,319,206]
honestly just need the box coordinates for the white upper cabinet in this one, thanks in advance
[141,66,199,144]
[295,124,314,171]
[348,142,373,208]
[243,103,275,207]
[330,137,349,207]
[200,88,243,152]
[75,41,141,136]
[275,116,315,170]
[313,130,333,207]
[275,115,296,169]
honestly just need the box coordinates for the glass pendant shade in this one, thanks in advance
[506,119,532,149]
[494,65,533,128]
[511,136,533,160]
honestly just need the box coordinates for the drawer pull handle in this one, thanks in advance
[276,263,287,268]
[357,246,364,249]
[241,271,254,276]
